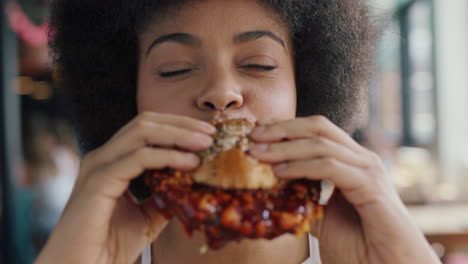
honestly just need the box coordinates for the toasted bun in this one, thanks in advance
[193,148,278,189]
[193,118,279,189]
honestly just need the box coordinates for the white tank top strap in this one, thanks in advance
[141,234,322,264]
[300,234,322,264]
[141,244,152,264]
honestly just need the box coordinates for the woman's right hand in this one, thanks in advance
[35,112,215,264]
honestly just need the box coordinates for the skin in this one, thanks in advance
[36,0,441,263]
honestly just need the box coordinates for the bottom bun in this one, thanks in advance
[144,169,324,250]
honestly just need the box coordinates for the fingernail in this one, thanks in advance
[251,143,269,153]
[202,123,216,134]
[194,133,213,145]
[187,154,200,164]
[197,133,214,145]
[251,126,266,138]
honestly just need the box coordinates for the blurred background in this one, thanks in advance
[0,0,467,263]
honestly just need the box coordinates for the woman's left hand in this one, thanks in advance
[249,116,440,264]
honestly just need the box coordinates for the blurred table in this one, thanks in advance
[408,203,468,254]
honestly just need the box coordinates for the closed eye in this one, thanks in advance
[159,69,192,78]
[241,64,277,71]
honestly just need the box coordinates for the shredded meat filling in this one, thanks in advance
[144,169,323,249]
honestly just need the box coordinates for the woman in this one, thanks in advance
[37,0,441,263]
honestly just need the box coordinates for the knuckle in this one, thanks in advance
[161,127,184,145]
[264,123,275,132]
[140,111,156,120]
[263,121,280,131]
[179,115,193,124]
[305,137,325,155]
[304,117,323,134]
[310,135,325,146]
[320,159,342,180]
[134,118,152,131]
[322,157,339,168]
[367,152,383,166]
[270,143,286,159]
[133,113,147,125]
[136,147,153,161]
[135,121,163,143]
[270,125,285,137]
[309,115,328,124]
[130,148,153,170]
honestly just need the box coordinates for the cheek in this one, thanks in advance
[247,84,296,120]
[136,79,195,115]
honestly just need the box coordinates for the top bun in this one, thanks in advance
[192,118,280,189]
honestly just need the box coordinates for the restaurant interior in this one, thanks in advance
[1,0,467,263]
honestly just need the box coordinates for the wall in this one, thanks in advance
[434,0,468,189]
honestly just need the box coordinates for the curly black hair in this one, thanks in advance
[49,0,376,154]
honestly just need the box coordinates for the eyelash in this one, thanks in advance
[159,69,192,78]
[158,64,277,78]
[241,64,277,71]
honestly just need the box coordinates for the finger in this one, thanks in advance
[92,122,213,166]
[115,112,216,138]
[251,116,365,153]
[249,137,368,168]
[256,118,281,126]
[273,158,366,193]
[273,158,388,207]
[112,121,213,152]
[84,147,199,200]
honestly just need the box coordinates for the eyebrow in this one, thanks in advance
[233,31,286,49]
[145,33,201,57]
[145,30,286,57]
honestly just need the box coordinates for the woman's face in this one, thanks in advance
[137,0,296,122]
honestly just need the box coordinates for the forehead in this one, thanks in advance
[140,0,290,43]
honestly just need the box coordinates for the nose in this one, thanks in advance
[197,90,243,111]
[196,76,244,112]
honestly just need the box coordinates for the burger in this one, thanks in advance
[129,117,334,250]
